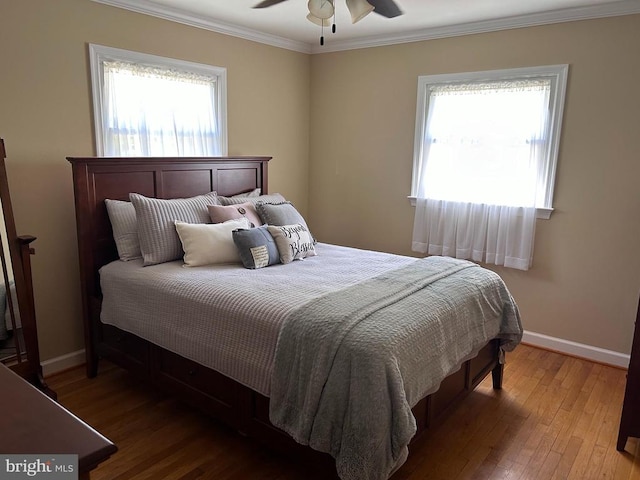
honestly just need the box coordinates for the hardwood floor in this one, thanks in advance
[47,344,640,479]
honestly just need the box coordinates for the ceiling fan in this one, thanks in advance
[253,0,404,45]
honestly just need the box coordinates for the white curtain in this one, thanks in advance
[412,199,537,270]
[412,80,550,271]
[102,61,221,157]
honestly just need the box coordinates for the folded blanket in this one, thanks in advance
[270,256,522,480]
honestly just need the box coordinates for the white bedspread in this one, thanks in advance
[99,243,417,395]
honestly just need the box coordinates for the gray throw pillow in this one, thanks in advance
[105,199,142,261]
[255,201,314,242]
[130,191,220,266]
[232,226,280,269]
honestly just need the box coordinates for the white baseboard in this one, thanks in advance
[522,330,630,368]
[41,349,86,377]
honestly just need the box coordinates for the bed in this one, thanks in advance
[68,155,522,479]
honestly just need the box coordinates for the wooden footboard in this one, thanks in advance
[95,316,502,472]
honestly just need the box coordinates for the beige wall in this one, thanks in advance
[0,0,310,360]
[1,0,639,362]
[308,15,640,355]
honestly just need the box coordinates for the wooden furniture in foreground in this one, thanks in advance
[0,364,117,479]
[618,294,640,451]
[67,155,505,470]
[0,139,53,397]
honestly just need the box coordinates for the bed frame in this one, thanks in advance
[68,156,504,473]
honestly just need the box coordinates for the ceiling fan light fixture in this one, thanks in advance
[306,13,332,27]
[345,0,375,24]
[307,0,335,19]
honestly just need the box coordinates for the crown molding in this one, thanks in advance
[90,0,312,54]
[90,0,640,55]
[314,0,640,53]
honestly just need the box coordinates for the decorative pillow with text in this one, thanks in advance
[267,224,317,264]
[232,226,280,269]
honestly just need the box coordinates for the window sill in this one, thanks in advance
[407,197,553,219]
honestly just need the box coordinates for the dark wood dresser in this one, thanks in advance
[617,295,640,451]
[0,364,117,479]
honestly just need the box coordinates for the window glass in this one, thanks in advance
[90,45,227,157]
[412,65,568,217]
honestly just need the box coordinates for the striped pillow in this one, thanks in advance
[130,192,220,266]
[219,193,286,206]
[230,187,261,198]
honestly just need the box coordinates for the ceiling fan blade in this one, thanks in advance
[253,0,289,8]
[368,0,403,18]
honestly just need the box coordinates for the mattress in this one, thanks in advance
[99,243,417,395]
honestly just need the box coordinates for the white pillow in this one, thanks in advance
[175,218,250,267]
[105,199,142,261]
[267,224,317,264]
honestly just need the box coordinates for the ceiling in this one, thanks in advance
[93,0,640,52]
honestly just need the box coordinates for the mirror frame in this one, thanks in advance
[0,139,53,397]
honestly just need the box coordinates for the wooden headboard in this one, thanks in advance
[68,156,270,372]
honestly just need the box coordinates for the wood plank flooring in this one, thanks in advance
[46,344,640,479]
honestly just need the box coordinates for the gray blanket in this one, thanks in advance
[269,256,522,480]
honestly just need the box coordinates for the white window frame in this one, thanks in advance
[89,44,228,156]
[410,64,568,219]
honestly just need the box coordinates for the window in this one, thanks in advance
[411,65,568,219]
[410,65,568,270]
[89,44,227,157]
